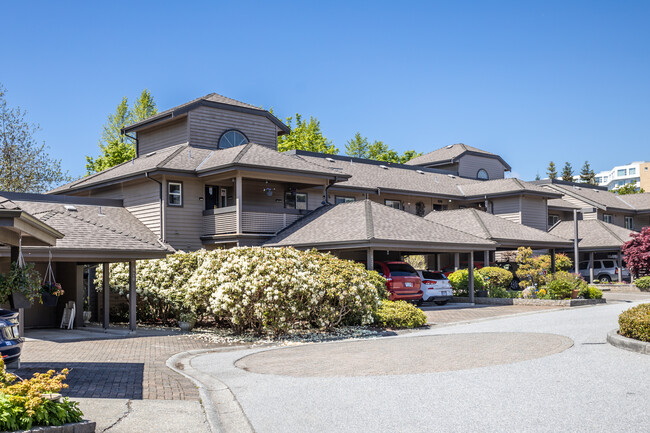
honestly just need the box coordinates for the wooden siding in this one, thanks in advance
[491,196,521,224]
[520,197,548,231]
[203,209,236,235]
[458,155,506,180]
[189,106,277,150]
[88,180,161,237]
[242,212,302,233]
[165,178,203,251]
[137,117,188,155]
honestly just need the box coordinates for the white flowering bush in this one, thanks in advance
[185,247,385,334]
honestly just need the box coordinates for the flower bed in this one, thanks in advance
[452,296,606,306]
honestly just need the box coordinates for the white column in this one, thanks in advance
[617,250,623,283]
[129,260,137,333]
[366,248,374,271]
[235,174,243,234]
[484,250,490,267]
[589,252,594,283]
[454,253,460,271]
[468,252,475,304]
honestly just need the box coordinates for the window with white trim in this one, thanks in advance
[477,169,489,180]
[384,199,401,210]
[335,196,355,204]
[168,182,183,206]
[548,215,559,227]
[625,216,634,230]
[285,192,307,210]
[603,214,613,224]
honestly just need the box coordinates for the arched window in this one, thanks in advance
[218,130,248,149]
[477,169,489,180]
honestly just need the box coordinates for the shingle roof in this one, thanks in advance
[548,219,637,250]
[405,143,512,170]
[50,143,342,194]
[0,196,21,210]
[547,198,581,209]
[456,178,557,198]
[265,200,496,250]
[614,193,650,211]
[424,208,572,248]
[546,184,636,211]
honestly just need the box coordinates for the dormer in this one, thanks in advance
[405,143,511,180]
[122,93,290,156]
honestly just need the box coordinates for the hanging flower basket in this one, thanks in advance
[2,263,41,309]
[41,282,64,307]
[11,291,33,309]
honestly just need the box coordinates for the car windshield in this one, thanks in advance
[422,271,446,280]
[387,263,417,277]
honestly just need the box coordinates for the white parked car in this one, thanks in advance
[417,270,453,305]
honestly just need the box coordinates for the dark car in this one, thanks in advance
[0,309,23,369]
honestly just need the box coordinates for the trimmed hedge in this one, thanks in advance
[579,285,603,299]
[448,269,485,297]
[477,267,513,290]
[374,300,427,328]
[618,303,650,342]
[634,276,650,291]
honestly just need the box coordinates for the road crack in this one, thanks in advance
[102,399,133,432]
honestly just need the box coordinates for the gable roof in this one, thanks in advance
[614,193,650,212]
[0,196,64,247]
[548,219,637,251]
[405,143,512,171]
[544,183,636,211]
[424,208,572,248]
[122,93,290,135]
[265,200,496,251]
[49,143,344,194]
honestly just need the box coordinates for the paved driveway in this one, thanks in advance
[191,297,650,432]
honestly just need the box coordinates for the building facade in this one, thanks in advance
[595,161,650,191]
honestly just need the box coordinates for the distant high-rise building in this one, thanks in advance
[595,161,650,191]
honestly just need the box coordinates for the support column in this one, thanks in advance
[573,209,580,274]
[589,252,594,283]
[617,250,623,283]
[550,249,556,274]
[483,250,490,267]
[436,254,441,271]
[366,248,374,271]
[9,247,24,337]
[468,252,475,304]
[454,253,460,271]
[235,173,243,235]
[74,265,85,329]
[103,263,110,330]
[129,260,137,333]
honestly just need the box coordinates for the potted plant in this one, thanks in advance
[41,281,64,307]
[178,311,197,332]
[4,263,41,309]
[83,297,91,324]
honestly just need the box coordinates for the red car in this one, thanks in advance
[367,261,422,301]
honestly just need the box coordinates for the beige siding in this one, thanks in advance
[634,215,650,230]
[189,106,277,150]
[88,180,161,237]
[521,197,548,231]
[137,117,188,155]
[458,155,506,180]
[165,178,203,251]
[492,196,521,224]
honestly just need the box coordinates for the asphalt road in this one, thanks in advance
[191,295,650,433]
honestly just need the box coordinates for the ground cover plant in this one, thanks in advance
[618,303,650,342]
[0,360,83,431]
[634,276,650,291]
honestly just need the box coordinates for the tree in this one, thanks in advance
[535,172,541,181]
[277,113,338,154]
[579,161,596,184]
[614,183,645,195]
[561,162,574,182]
[622,227,650,277]
[344,132,422,163]
[0,84,70,192]
[85,89,157,174]
[546,161,557,180]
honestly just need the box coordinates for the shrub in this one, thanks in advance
[0,359,83,431]
[488,286,518,298]
[515,247,547,289]
[536,253,573,271]
[546,272,587,300]
[579,285,603,299]
[374,300,427,328]
[477,267,513,290]
[618,303,650,342]
[448,269,485,297]
[185,247,385,334]
[634,276,650,291]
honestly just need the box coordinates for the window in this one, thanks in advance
[625,216,634,230]
[422,271,446,280]
[386,263,418,277]
[218,130,248,149]
[384,199,401,210]
[629,168,636,175]
[285,191,307,210]
[548,215,560,226]
[579,261,589,271]
[617,169,627,177]
[602,260,615,269]
[415,201,425,217]
[477,169,489,180]
[335,196,355,204]
[433,204,448,211]
[603,214,613,223]
[168,182,182,207]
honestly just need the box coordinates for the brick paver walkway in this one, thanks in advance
[421,303,560,324]
[16,333,219,401]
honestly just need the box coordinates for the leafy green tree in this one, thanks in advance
[614,183,645,195]
[85,89,157,174]
[345,132,369,158]
[0,84,71,192]
[546,161,557,180]
[579,161,596,184]
[561,162,574,182]
[277,113,338,154]
[345,132,421,163]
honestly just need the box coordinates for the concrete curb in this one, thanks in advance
[607,329,650,355]
[166,346,256,433]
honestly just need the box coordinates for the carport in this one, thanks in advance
[265,200,497,302]
[548,219,636,283]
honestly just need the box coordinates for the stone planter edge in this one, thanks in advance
[452,297,606,306]
[3,420,95,433]
[607,329,650,355]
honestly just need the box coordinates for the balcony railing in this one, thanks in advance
[202,206,304,236]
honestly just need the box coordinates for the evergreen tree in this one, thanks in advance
[579,161,596,185]
[546,161,557,179]
[535,172,541,181]
[345,132,369,158]
[0,84,71,192]
[561,162,574,181]
[345,132,422,163]
[277,113,338,154]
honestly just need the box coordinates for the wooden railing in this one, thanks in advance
[202,206,304,236]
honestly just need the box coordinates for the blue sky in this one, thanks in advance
[2,0,649,181]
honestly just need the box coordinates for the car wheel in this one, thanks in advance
[434,300,448,306]
[599,275,611,283]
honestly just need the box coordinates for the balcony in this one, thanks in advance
[202,206,304,236]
